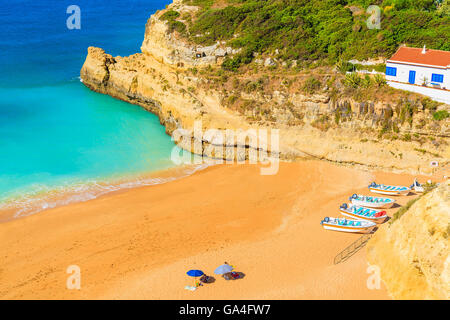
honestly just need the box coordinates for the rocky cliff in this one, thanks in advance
[367,182,450,299]
[140,2,237,68]
[80,0,449,174]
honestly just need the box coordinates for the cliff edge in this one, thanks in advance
[80,1,449,173]
[367,182,450,299]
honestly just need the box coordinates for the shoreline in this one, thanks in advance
[1,159,441,299]
[2,153,446,224]
[0,162,211,223]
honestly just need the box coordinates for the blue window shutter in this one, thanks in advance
[386,67,397,76]
[431,73,444,83]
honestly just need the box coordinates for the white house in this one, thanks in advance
[385,46,450,104]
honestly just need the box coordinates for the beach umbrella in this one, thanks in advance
[186,269,204,287]
[214,264,233,275]
[186,269,204,277]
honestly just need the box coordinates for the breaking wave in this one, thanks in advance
[0,163,211,222]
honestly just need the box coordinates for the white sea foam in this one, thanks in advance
[0,163,211,221]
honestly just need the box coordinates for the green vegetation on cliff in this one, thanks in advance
[166,0,449,144]
[160,9,187,34]
[181,0,450,70]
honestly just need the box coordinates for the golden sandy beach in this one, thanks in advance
[0,160,441,299]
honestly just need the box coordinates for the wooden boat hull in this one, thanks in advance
[368,187,409,195]
[322,223,374,233]
[339,208,387,223]
[351,198,394,209]
[321,217,376,233]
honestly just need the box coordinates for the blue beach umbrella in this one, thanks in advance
[186,269,204,287]
[214,264,233,275]
[186,270,204,277]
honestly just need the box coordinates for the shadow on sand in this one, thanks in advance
[391,202,402,209]
[223,272,246,280]
[200,275,216,284]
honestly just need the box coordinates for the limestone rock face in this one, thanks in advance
[80,46,271,160]
[80,47,115,86]
[140,2,230,68]
[367,181,450,299]
[264,58,276,67]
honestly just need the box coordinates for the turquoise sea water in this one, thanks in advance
[0,0,195,218]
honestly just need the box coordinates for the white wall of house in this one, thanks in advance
[385,62,449,89]
[385,62,450,103]
[387,81,450,104]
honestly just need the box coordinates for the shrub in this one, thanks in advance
[433,110,449,121]
[361,74,372,88]
[302,77,322,94]
[160,10,180,21]
[373,74,387,87]
[421,97,439,112]
[222,57,241,71]
[335,112,341,124]
[168,20,187,34]
[232,78,240,89]
[402,133,412,141]
[336,60,354,74]
[180,0,450,70]
[160,9,186,35]
[343,73,362,88]
[399,102,416,124]
[311,115,330,131]
[227,94,239,105]
[443,223,450,239]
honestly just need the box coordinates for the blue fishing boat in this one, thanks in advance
[368,182,410,195]
[320,217,376,233]
[339,203,387,223]
[349,194,396,209]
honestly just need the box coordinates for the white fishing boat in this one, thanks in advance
[339,203,387,223]
[320,217,376,233]
[410,179,424,193]
[368,182,410,195]
[349,194,396,209]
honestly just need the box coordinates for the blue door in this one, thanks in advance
[409,70,416,84]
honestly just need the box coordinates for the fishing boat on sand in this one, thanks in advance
[349,194,395,209]
[339,203,387,223]
[368,182,410,195]
[320,217,376,233]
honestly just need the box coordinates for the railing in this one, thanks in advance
[333,233,373,265]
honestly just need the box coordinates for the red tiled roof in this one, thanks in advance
[387,46,450,68]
